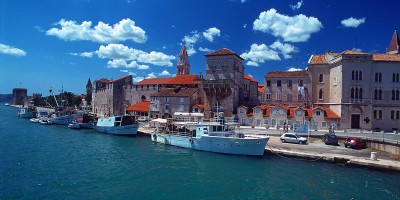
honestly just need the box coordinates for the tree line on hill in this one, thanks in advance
[32,92,86,109]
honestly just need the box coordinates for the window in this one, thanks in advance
[277,80,282,87]
[266,93,271,100]
[241,119,247,125]
[239,108,244,114]
[287,80,292,87]
[393,73,400,82]
[264,119,269,125]
[255,108,260,114]
[333,77,338,86]
[276,93,281,100]
[374,89,383,100]
[194,108,199,113]
[316,110,321,116]
[373,110,383,120]
[266,80,271,86]
[179,105,184,112]
[319,89,323,100]
[319,74,324,83]
[298,80,304,87]
[287,94,292,101]
[249,118,253,124]
[165,97,169,102]
[180,98,184,103]
[350,87,363,99]
[321,122,327,128]
[392,89,400,100]
[391,110,395,120]
[352,70,362,80]
[375,73,382,82]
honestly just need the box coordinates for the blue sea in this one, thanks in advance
[0,105,399,200]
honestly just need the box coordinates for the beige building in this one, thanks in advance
[308,30,400,131]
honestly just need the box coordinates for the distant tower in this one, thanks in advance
[177,46,190,75]
[86,78,93,94]
[387,29,400,54]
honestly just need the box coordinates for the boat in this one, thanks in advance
[95,115,139,135]
[30,110,49,123]
[68,120,82,129]
[39,118,52,125]
[17,106,36,118]
[151,113,269,156]
[4,103,9,106]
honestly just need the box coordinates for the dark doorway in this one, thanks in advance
[351,114,360,129]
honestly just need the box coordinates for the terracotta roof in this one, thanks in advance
[341,50,368,55]
[97,78,110,83]
[387,30,400,52]
[135,77,173,85]
[244,74,257,82]
[309,55,328,65]
[151,87,198,97]
[126,101,150,112]
[205,48,243,60]
[167,75,202,85]
[288,107,295,118]
[195,104,205,110]
[326,52,340,57]
[372,54,400,62]
[112,75,132,83]
[312,106,340,119]
[265,70,308,78]
[258,84,264,93]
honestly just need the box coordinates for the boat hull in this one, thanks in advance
[95,123,139,135]
[151,133,269,156]
[18,112,35,118]
[50,115,75,125]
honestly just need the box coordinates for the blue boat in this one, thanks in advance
[95,115,139,135]
[151,113,269,156]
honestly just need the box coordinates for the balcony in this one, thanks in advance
[349,98,371,104]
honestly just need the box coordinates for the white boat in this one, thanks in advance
[68,120,82,129]
[95,115,139,135]
[39,118,52,125]
[30,110,49,123]
[17,107,36,118]
[4,103,10,106]
[151,113,269,156]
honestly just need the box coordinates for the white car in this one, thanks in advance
[280,133,307,144]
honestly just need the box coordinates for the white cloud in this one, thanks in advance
[198,47,214,52]
[159,70,171,76]
[182,31,201,45]
[107,59,149,69]
[0,43,27,56]
[240,43,281,67]
[133,76,144,83]
[137,51,175,67]
[202,27,221,42]
[352,47,363,52]
[290,0,303,11]
[46,18,147,43]
[147,72,157,78]
[34,26,44,32]
[287,67,303,71]
[185,44,197,56]
[69,51,94,58]
[341,17,366,28]
[120,69,136,76]
[97,43,144,60]
[270,40,298,59]
[253,8,323,42]
[243,24,247,28]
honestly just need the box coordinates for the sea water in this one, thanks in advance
[0,105,399,200]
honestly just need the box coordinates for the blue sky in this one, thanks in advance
[1,0,399,95]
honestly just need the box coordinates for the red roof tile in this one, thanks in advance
[387,30,400,52]
[205,48,243,60]
[341,50,368,55]
[372,54,400,62]
[309,55,328,65]
[167,75,202,85]
[288,108,295,118]
[195,104,205,110]
[135,77,173,85]
[244,74,257,82]
[265,70,308,78]
[112,75,132,83]
[312,106,340,119]
[97,78,110,83]
[126,101,150,112]
[258,84,264,93]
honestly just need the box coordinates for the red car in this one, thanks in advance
[344,137,367,149]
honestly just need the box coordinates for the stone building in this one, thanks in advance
[92,75,132,116]
[12,88,28,106]
[308,30,400,131]
[202,48,259,118]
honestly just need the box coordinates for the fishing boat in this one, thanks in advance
[39,118,52,125]
[67,120,82,129]
[17,106,36,118]
[4,103,9,106]
[151,112,269,156]
[95,115,139,135]
[30,110,49,123]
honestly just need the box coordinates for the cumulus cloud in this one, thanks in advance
[253,8,323,42]
[147,72,157,78]
[290,0,303,11]
[341,17,366,28]
[182,31,201,45]
[0,43,27,56]
[240,41,298,66]
[240,43,281,67]
[137,51,175,67]
[159,70,171,76]
[198,47,214,52]
[133,76,145,83]
[287,67,303,71]
[34,26,45,32]
[107,59,149,70]
[120,69,136,76]
[46,18,147,43]
[202,27,221,42]
[69,51,94,58]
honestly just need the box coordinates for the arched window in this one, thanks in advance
[352,71,355,80]
[359,71,362,80]
[355,88,359,98]
[379,89,382,100]
[374,89,378,100]
[359,88,363,99]
[392,90,396,100]
[319,74,323,83]
[397,90,400,100]
[141,95,146,101]
[351,88,354,98]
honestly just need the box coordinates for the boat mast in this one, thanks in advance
[50,87,60,108]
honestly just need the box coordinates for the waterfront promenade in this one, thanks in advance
[138,125,400,171]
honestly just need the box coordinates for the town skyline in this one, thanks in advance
[1,0,399,95]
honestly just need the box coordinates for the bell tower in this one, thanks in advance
[177,46,190,75]
[387,29,400,54]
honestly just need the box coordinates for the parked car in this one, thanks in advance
[344,137,367,149]
[322,134,338,145]
[280,133,307,144]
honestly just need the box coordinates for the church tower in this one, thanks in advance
[86,78,93,94]
[387,29,400,54]
[177,46,190,75]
